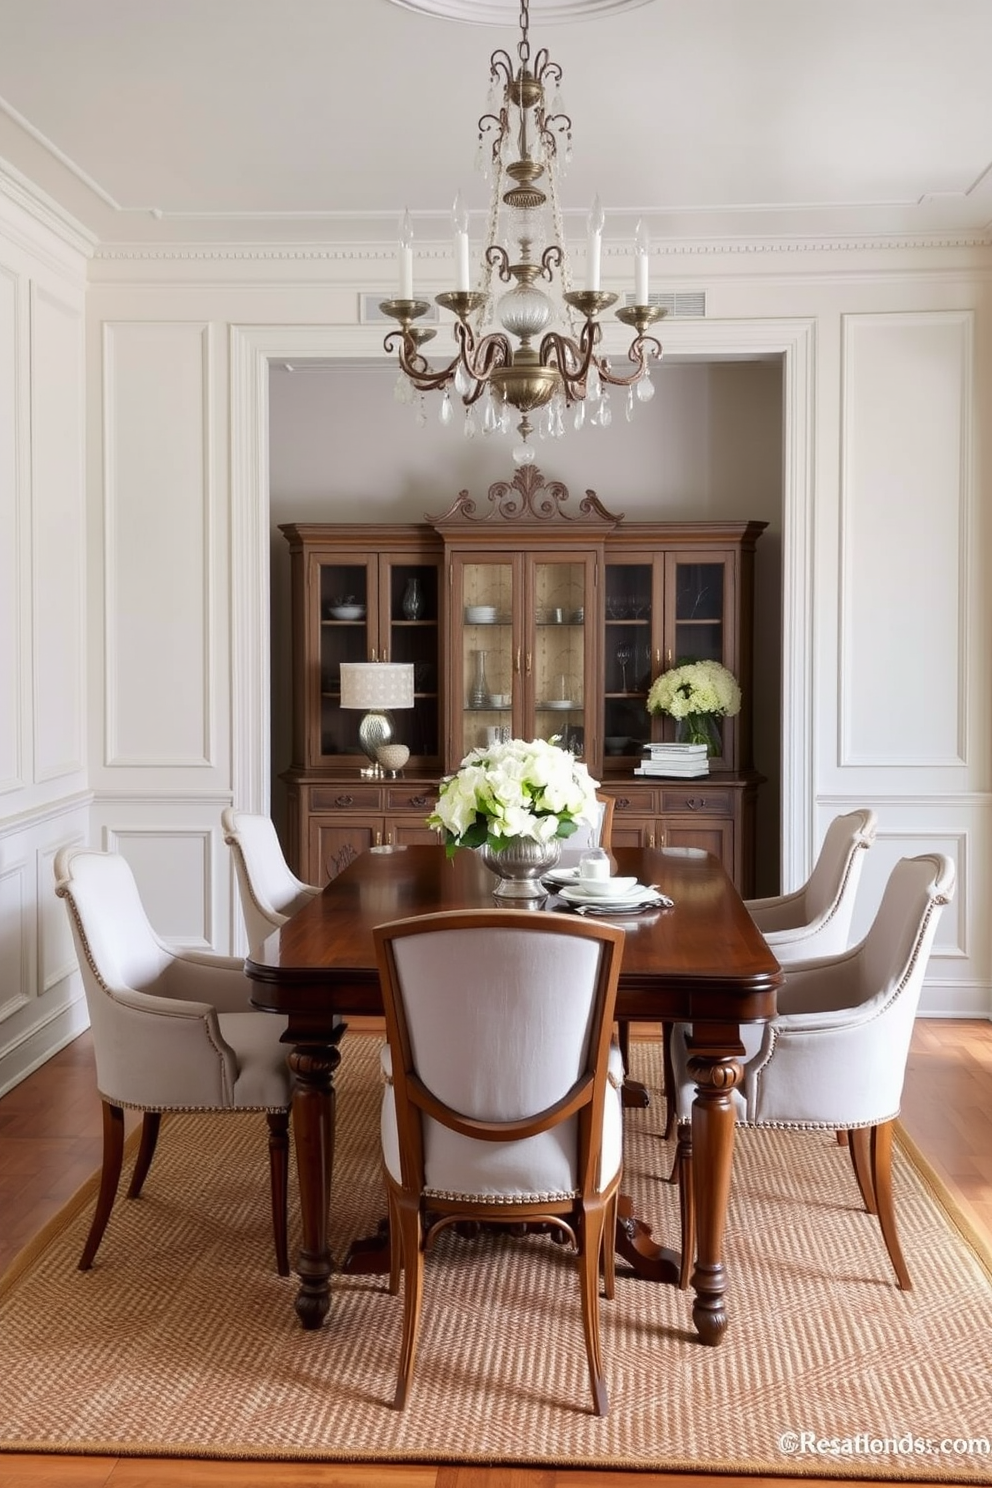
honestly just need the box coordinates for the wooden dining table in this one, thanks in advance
[245,842,781,1347]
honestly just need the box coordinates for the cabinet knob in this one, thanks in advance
[685,797,705,810]
[335,794,355,807]
[409,794,429,808]
[615,797,632,810]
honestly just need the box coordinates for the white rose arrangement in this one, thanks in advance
[427,736,599,857]
[646,659,741,751]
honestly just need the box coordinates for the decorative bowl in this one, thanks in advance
[329,603,365,620]
[375,743,410,773]
[604,736,630,754]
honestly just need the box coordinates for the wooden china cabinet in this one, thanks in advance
[280,469,766,893]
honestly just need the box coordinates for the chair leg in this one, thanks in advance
[126,1111,161,1199]
[266,1111,290,1277]
[848,1126,878,1214]
[675,1123,695,1290]
[661,1021,676,1140]
[871,1119,912,1290]
[600,1185,618,1301]
[386,1183,402,1296]
[578,1199,609,1416]
[79,1100,125,1271]
[616,1019,630,1071]
[392,1193,426,1410]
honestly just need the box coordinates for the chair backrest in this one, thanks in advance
[54,846,172,998]
[221,808,315,952]
[374,910,624,1200]
[749,808,876,957]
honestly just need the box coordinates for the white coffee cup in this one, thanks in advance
[579,848,610,882]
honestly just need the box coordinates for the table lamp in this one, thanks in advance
[339,662,415,777]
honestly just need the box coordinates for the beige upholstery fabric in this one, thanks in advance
[54,846,290,1114]
[221,807,320,955]
[743,808,877,964]
[673,853,955,1129]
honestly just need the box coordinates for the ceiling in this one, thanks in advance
[0,0,990,249]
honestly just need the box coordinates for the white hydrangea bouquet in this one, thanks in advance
[646,659,741,752]
[428,736,599,857]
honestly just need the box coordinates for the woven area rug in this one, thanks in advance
[2,1034,992,1480]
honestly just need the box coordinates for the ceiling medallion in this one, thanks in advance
[380,0,665,463]
[386,1,654,24]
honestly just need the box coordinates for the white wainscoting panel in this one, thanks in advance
[0,859,30,1023]
[105,825,213,948]
[840,311,972,769]
[31,283,85,783]
[0,263,22,794]
[103,322,213,769]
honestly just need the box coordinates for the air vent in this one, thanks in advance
[360,295,440,325]
[624,291,706,319]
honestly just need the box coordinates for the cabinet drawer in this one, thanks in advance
[660,788,732,816]
[310,785,383,811]
[608,788,658,814]
[385,787,437,813]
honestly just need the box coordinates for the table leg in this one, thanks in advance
[286,1026,345,1329]
[685,1029,744,1346]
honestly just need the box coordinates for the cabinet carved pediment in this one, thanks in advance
[426,466,624,531]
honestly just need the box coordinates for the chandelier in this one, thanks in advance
[379,0,665,463]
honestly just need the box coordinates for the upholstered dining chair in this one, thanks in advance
[744,808,877,965]
[654,808,879,1141]
[221,807,320,954]
[670,852,954,1291]
[54,846,292,1275]
[374,908,626,1416]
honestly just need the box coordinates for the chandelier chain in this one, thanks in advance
[518,0,530,66]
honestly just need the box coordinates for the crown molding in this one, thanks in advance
[0,157,96,263]
[90,231,992,263]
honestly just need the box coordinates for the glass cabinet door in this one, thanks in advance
[663,553,733,767]
[452,556,516,761]
[380,554,442,767]
[603,558,655,763]
[316,556,373,764]
[450,552,595,764]
[314,553,441,767]
[530,555,594,762]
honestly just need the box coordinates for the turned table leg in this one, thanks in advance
[286,1024,345,1329]
[685,1027,744,1346]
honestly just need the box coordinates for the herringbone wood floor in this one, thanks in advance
[2,1017,990,1488]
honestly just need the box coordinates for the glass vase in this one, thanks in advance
[478,837,561,902]
[469,649,490,708]
[401,577,423,620]
[676,712,722,757]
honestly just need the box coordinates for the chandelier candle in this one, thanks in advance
[635,219,650,306]
[380,0,666,461]
[398,209,414,300]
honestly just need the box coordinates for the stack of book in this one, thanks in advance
[634,742,710,778]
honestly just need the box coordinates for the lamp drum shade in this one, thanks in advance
[339,663,415,711]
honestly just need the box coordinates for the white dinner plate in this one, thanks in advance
[541,699,578,710]
[542,866,580,886]
[558,885,663,911]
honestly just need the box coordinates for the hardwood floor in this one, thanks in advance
[2,1018,990,1488]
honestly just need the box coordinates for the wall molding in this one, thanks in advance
[230,317,816,884]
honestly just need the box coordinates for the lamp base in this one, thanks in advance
[358,709,397,777]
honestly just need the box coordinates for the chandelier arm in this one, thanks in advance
[385,332,461,395]
[489,50,514,88]
[531,50,562,87]
[539,245,562,282]
[485,244,512,282]
[539,328,595,399]
[595,335,664,389]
